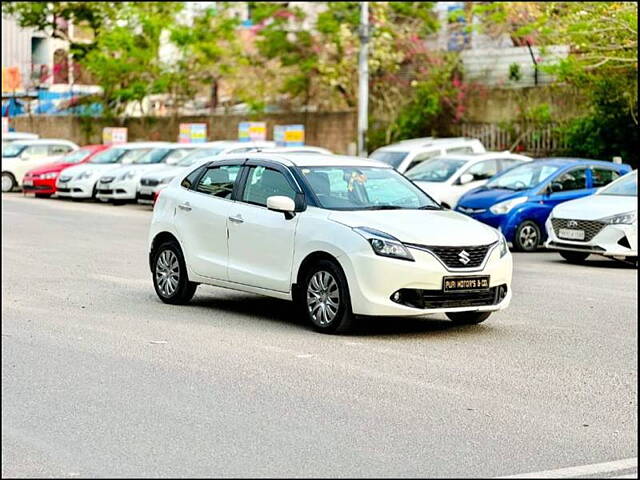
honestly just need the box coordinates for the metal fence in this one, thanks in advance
[455,122,568,157]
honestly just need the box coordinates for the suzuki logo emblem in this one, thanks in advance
[567,220,578,228]
[458,250,471,265]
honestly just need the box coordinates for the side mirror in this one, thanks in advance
[459,173,474,185]
[549,182,564,193]
[267,195,296,219]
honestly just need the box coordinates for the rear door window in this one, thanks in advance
[552,168,588,192]
[195,165,241,199]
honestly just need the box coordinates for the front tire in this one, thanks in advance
[446,311,492,325]
[299,259,355,334]
[152,241,197,305]
[559,251,589,264]
[513,220,541,252]
[2,172,16,193]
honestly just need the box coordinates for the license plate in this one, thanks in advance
[558,228,585,240]
[443,276,490,292]
[139,187,153,195]
[23,180,33,186]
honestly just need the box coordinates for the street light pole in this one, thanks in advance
[357,1,369,157]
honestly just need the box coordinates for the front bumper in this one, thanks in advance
[545,217,638,258]
[96,179,137,201]
[339,245,512,317]
[22,177,56,195]
[55,177,97,198]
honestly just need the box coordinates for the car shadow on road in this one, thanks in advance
[187,290,493,337]
[546,257,636,270]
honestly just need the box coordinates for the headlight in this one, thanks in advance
[498,233,509,258]
[160,176,175,185]
[490,196,527,215]
[353,227,414,261]
[41,172,58,180]
[77,171,93,180]
[600,211,636,225]
[119,171,136,181]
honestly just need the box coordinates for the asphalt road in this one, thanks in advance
[2,193,637,478]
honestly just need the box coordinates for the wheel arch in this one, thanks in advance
[149,231,182,272]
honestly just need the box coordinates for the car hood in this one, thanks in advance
[457,187,524,209]
[60,163,121,177]
[105,164,168,179]
[552,194,637,220]
[141,165,187,181]
[328,209,500,246]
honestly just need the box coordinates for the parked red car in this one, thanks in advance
[22,144,109,197]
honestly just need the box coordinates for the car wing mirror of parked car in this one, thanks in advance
[459,173,474,185]
[549,182,564,193]
[267,196,296,220]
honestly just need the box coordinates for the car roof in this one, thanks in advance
[531,157,628,168]
[11,139,77,146]
[111,141,172,150]
[431,151,533,162]
[375,137,482,152]
[256,146,333,155]
[3,132,39,140]
[216,152,388,168]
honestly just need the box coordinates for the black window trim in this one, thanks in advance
[236,158,306,211]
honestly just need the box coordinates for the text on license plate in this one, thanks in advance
[558,228,585,240]
[443,276,490,292]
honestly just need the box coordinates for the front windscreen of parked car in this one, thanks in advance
[485,162,561,190]
[61,148,94,164]
[176,148,225,167]
[134,148,171,164]
[2,143,27,158]
[599,171,637,196]
[405,157,468,182]
[299,166,441,210]
[163,148,194,165]
[369,150,409,169]
[89,148,126,164]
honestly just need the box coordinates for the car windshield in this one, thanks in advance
[62,148,94,164]
[405,157,468,182]
[90,148,125,164]
[299,166,441,210]
[599,172,637,196]
[2,143,27,158]
[486,162,561,190]
[176,148,224,167]
[163,148,193,165]
[369,150,409,169]
[134,148,171,164]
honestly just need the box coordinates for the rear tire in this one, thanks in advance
[446,311,492,325]
[559,251,589,264]
[2,172,16,193]
[152,240,197,305]
[298,259,355,334]
[513,220,541,252]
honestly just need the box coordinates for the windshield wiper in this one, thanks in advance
[359,205,405,210]
[418,205,442,210]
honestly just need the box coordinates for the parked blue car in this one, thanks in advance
[455,158,632,251]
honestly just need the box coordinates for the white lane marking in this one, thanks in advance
[497,457,637,478]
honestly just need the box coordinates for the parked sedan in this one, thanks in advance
[56,142,171,200]
[404,151,532,209]
[22,144,109,198]
[455,158,632,251]
[148,153,512,334]
[545,170,637,265]
[2,139,78,192]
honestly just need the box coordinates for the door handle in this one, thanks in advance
[229,215,244,224]
[178,202,192,211]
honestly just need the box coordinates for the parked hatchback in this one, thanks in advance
[149,153,513,334]
[455,158,632,251]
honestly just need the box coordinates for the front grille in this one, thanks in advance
[457,206,487,214]
[140,178,159,187]
[100,177,115,184]
[392,285,508,309]
[551,218,605,242]
[407,243,496,269]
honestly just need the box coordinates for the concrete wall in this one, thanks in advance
[11,111,358,154]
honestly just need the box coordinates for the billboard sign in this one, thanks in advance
[238,121,266,142]
[102,127,128,145]
[179,123,207,143]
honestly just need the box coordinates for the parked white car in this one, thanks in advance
[369,137,486,173]
[545,170,637,265]
[405,152,533,209]
[2,139,78,192]
[258,146,333,155]
[137,141,277,204]
[56,142,171,199]
[148,152,512,333]
[2,132,39,151]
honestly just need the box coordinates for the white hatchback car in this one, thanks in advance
[369,137,486,174]
[545,170,637,265]
[405,152,533,209]
[56,142,171,199]
[148,153,512,333]
[2,139,78,192]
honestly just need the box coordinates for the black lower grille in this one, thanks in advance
[138,192,154,200]
[551,218,605,242]
[548,241,605,252]
[407,243,496,268]
[98,189,113,195]
[140,178,159,187]
[392,285,508,309]
[57,188,70,193]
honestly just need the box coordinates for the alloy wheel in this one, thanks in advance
[519,225,538,250]
[307,271,340,326]
[155,250,180,297]
[1,174,14,193]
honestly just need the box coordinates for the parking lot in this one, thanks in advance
[1,193,637,477]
